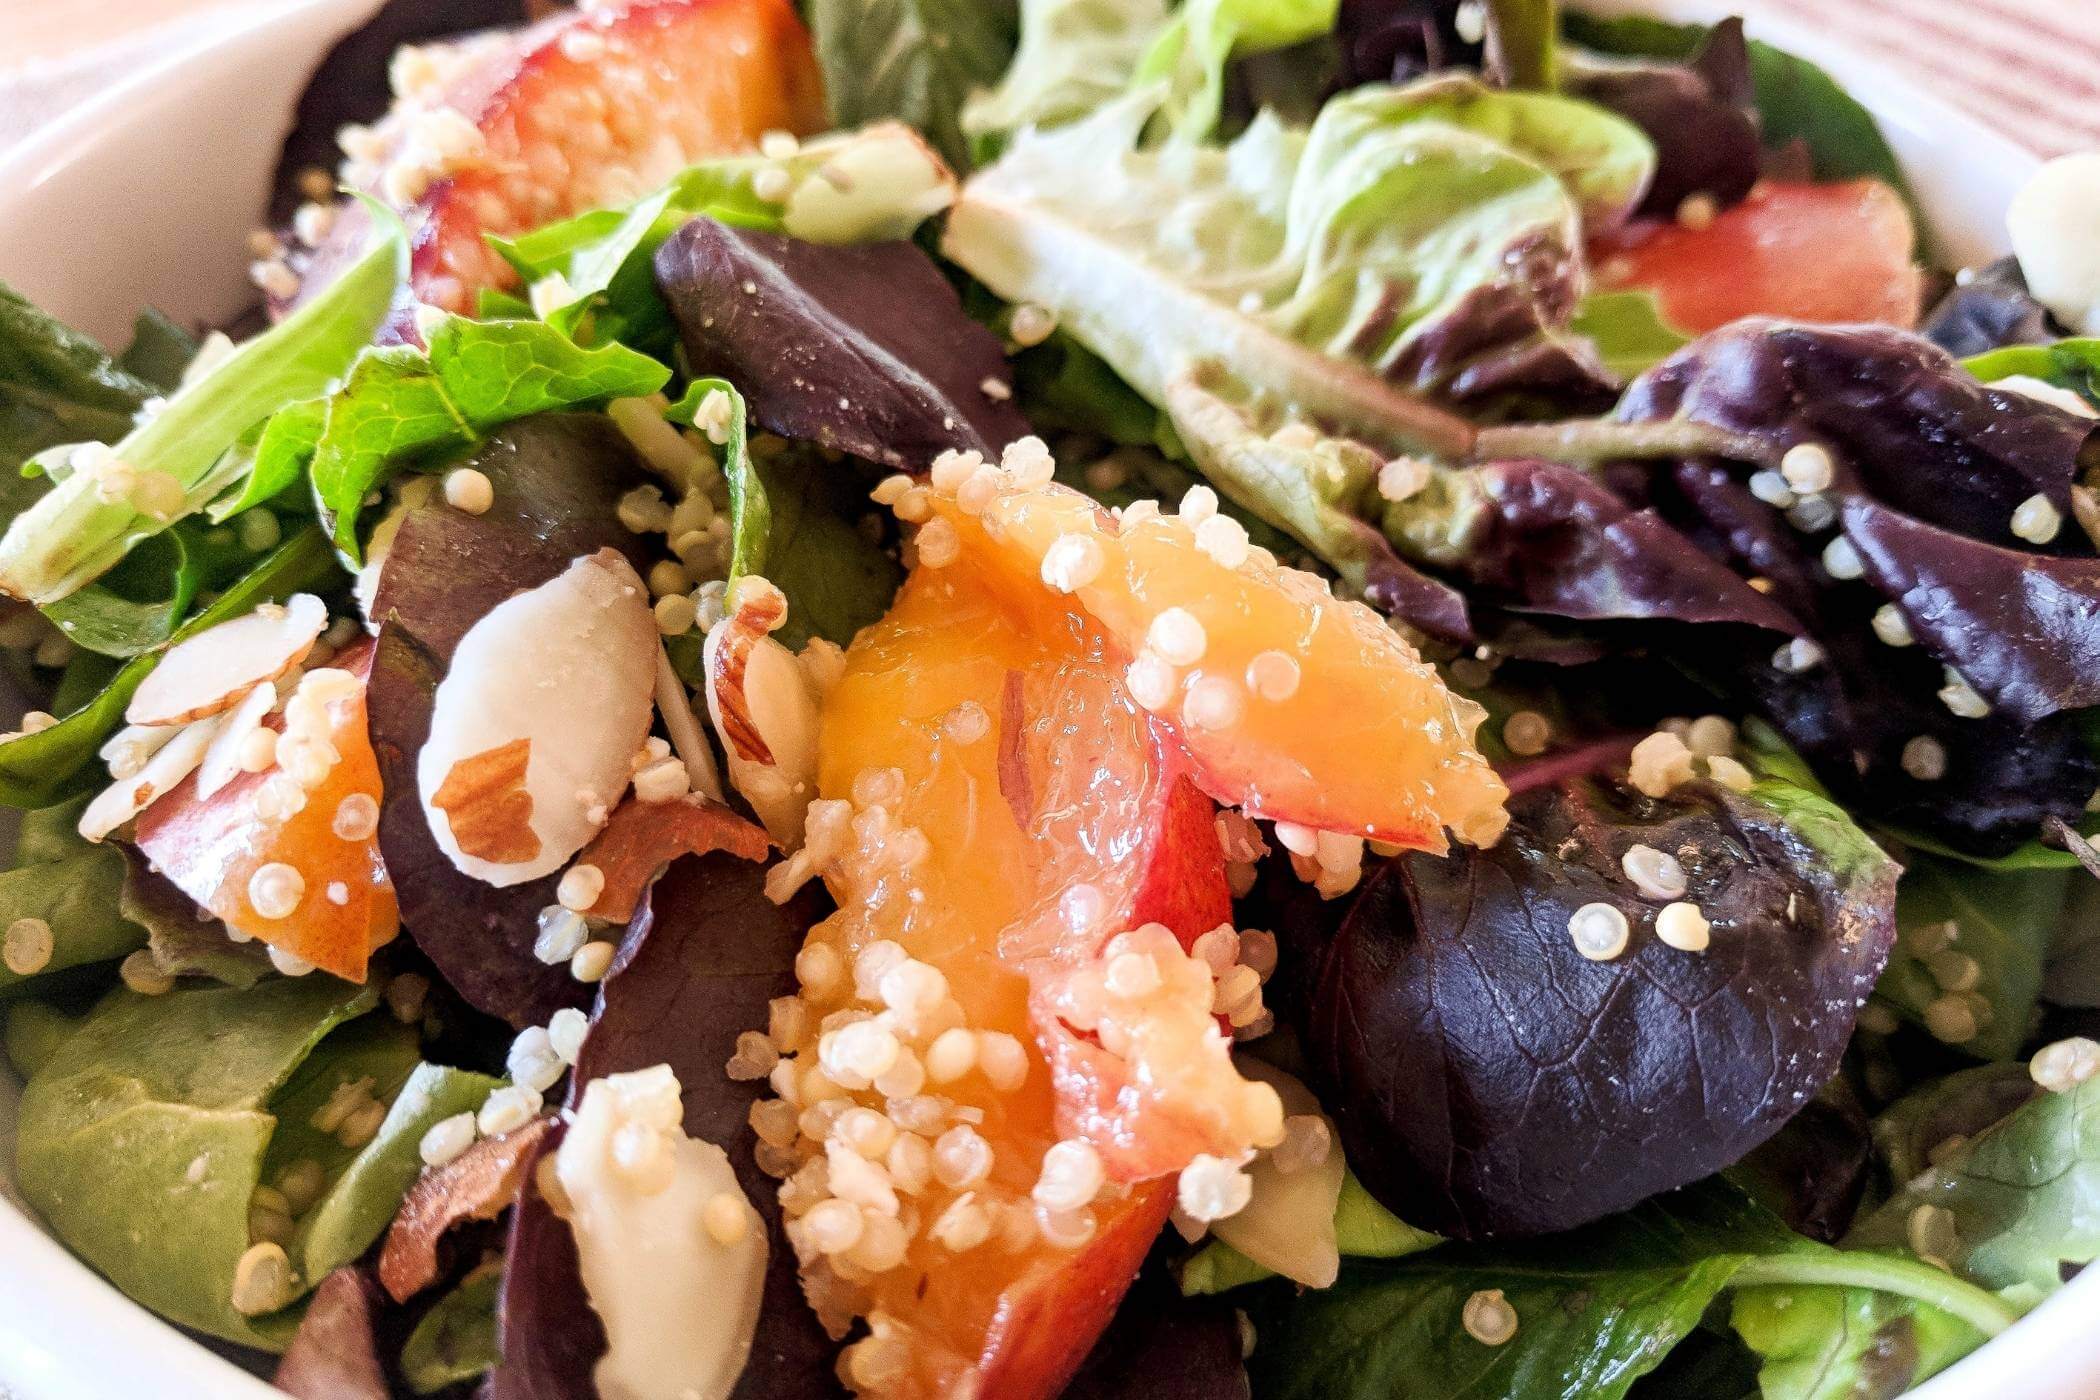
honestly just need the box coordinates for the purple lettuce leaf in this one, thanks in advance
[655,220,1032,469]
[1381,459,1799,639]
[1615,319,2098,546]
[1280,778,1898,1240]
[1469,460,1802,632]
[490,853,836,1400]
[1918,257,2057,359]
[1333,0,1481,89]
[1568,18,1761,218]
[1840,496,2100,724]
[366,414,654,1027]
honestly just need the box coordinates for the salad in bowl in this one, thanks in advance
[1,1,2098,1397]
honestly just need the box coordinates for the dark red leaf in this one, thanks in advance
[273,1268,389,1400]
[655,219,1032,469]
[379,1117,551,1303]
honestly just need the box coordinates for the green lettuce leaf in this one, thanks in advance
[670,378,900,649]
[306,315,668,558]
[401,1262,502,1394]
[13,976,379,1347]
[0,282,158,508]
[42,518,267,658]
[0,219,401,604]
[1874,858,2070,1062]
[1845,1070,2100,1297]
[289,1058,503,1284]
[1135,0,1341,141]
[0,523,338,809]
[0,845,144,997]
[944,75,1651,457]
[1181,1171,1440,1295]
[490,123,956,354]
[2,1000,80,1079]
[963,0,1171,150]
[1569,289,1688,379]
[1964,339,2100,411]
[1731,1284,1980,1400]
[807,0,1017,168]
[1243,1178,2011,1400]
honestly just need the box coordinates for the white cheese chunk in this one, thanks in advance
[556,1065,766,1400]
[2008,152,2100,335]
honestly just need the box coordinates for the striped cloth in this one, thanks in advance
[1751,0,2100,156]
[0,1,2097,155]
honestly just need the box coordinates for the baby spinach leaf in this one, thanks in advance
[657,220,1031,470]
[119,856,273,989]
[1870,1064,2039,1187]
[114,308,199,393]
[0,281,158,480]
[0,523,338,809]
[681,378,901,650]
[808,0,1017,167]
[1965,337,2100,412]
[1730,1284,1980,1400]
[402,1262,501,1394]
[1874,859,2071,1062]
[1846,1071,2100,1296]
[0,845,145,997]
[1245,1179,1796,1400]
[1284,776,1898,1239]
[1247,1177,2010,1400]
[0,220,400,605]
[294,1060,504,1285]
[1563,13,1911,210]
[307,315,668,559]
[13,975,378,1347]
[2,999,81,1079]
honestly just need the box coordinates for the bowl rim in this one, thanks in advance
[0,3,2085,1399]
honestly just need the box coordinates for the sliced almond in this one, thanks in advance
[98,720,182,779]
[418,551,657,886]
[703,588,819,846]
[193,683,277,800]
[655,643,723,804]
[127,593,328,727]
[78,712,224,842]
[431,737,540,865]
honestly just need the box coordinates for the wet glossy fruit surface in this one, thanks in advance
[136,641,396,981]
[1595,178,1922,333]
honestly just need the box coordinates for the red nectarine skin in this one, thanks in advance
[135,640,396,982]
[1594,178,1921,333]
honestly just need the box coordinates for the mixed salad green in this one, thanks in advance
[1,0,2098,1398]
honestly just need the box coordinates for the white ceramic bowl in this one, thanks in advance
[0,3,2091,1397]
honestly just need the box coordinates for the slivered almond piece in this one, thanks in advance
[127,594,328,727]
[656,643,724,804]
[379,1118,550,1303]
[194,683,277,800]
[702,584,819,846]
[431,738,539,865]
[575,795,770,922]
[78,713,224,842]
[418,550,657,886]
